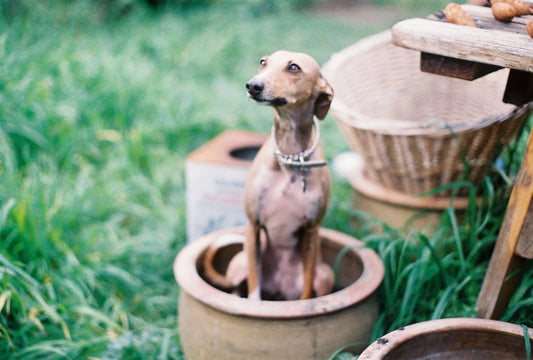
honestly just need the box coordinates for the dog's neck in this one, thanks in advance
[272,107,315,156]
[271,106,326,192]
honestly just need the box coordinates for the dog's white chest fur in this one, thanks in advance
[249,162,326,241]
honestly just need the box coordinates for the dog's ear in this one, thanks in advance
[314,74,334,120]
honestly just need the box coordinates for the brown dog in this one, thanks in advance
[204,51,334,300]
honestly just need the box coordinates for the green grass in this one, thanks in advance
[0,1,532,359]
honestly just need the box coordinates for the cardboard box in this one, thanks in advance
[186,130,267,242]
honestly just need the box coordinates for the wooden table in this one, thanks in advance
[391,4,533,319]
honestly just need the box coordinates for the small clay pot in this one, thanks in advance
[174,227,384,360]
[359,318,533,360]
[346,154,471,232]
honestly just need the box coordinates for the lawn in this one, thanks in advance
[0,0,531,359]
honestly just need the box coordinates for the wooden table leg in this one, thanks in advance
[476,129,533,319]
[503,70,533,107]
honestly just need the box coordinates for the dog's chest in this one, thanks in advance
[247,162,326,225]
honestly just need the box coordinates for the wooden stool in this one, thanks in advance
[476,131,532,319]
[391,4,533,319]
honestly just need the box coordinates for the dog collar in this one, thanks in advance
[272,117,327,193]
[273,117,328,169]
[273,117,327,168]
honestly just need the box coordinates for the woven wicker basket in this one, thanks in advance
[323,31,531,195]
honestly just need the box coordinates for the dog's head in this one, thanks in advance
[246,51,334,120]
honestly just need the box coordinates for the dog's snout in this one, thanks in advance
[246,81,264,96]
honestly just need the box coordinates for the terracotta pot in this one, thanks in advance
[174,227,384,360]
[359,318,533,360]
[345,153,470,233]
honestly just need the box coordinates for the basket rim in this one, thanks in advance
[331,103,529,136]
[322,30,529,136]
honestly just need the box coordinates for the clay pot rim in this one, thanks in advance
[359,318,533,359]
[174,226,384,319]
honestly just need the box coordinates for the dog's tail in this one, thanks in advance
[202,233,245,291]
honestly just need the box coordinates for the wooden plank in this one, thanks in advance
[420,52,501,80]
[515,200,533,258]
[392,17,533,73]
[476,130,533,319]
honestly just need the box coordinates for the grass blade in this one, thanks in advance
[523,324,531,360]
[446,206,465,268]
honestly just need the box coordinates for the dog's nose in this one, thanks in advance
[246,81,264,96]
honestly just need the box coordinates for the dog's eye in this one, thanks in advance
[287,63,301,73]
[259,59,267,67]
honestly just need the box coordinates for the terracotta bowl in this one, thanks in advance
[174,227,384,360]
[359,318,533,360]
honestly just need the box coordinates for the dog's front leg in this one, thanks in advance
[300,227,319,300]
[245,222,262,300]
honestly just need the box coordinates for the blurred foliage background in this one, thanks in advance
[0,0,530,359]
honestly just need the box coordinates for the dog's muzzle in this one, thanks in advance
[246,80,264,97]
[246,80,288,106]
